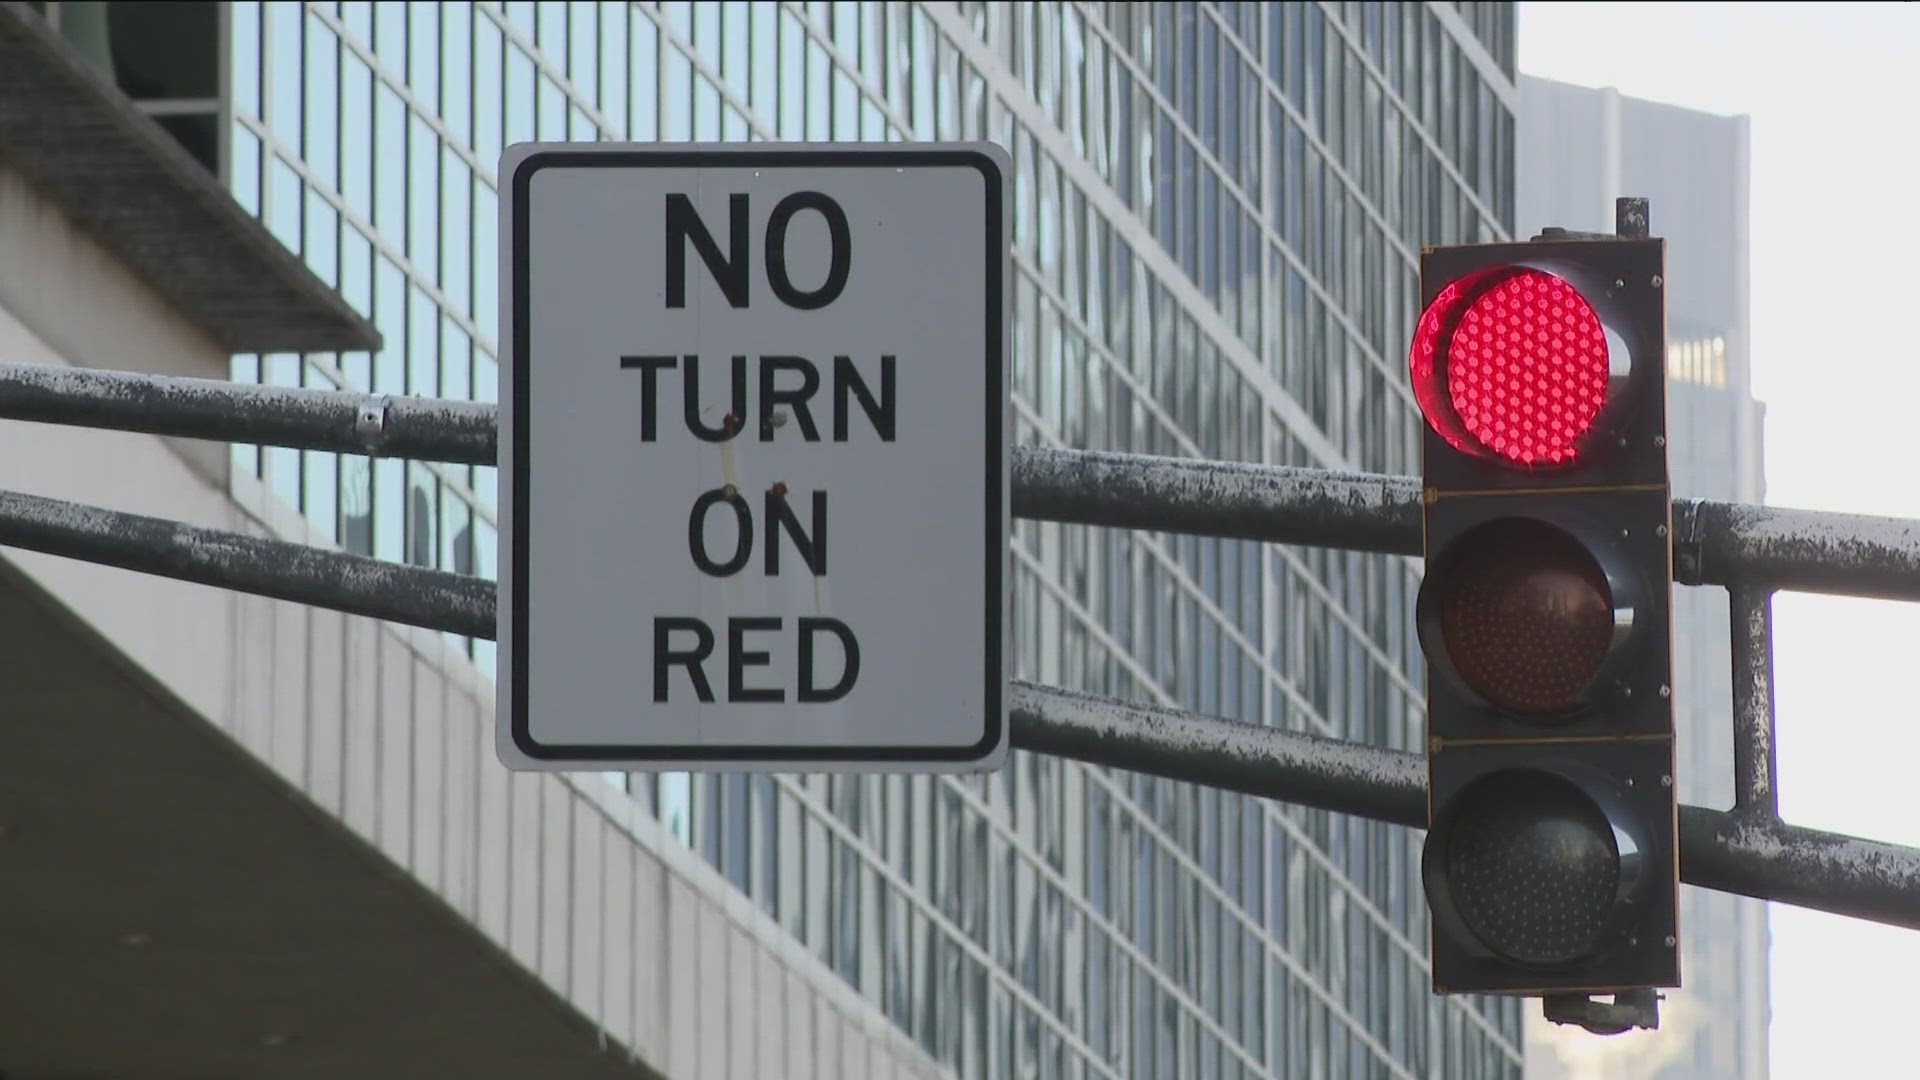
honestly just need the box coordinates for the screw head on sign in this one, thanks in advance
[1661,774,1673,787]
[1665,935,1677,947]
[1651,275,1664,288]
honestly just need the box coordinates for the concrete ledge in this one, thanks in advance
[0,1,381,355]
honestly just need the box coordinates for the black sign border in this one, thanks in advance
[507,147,1006,765]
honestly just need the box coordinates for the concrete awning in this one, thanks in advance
[0,3,382,356]
[0,557,652,1079]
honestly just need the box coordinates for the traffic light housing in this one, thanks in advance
[1413,229,1681,998]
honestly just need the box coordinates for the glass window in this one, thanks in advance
[720,0,750,104]
[305,448,339,544]
[232,2,261,119]
[630,9,660,141]
[536,0,567,60]
[408,115,440,287]
[473,344,499,408]
[660,772,692,844]
[302,188,338,287]
[267,155,301,251]
[568,0,598,105]
[693,0,722,72]
[407,0,438,111]
[474,14,504,164]
[475,463,499,516]
[266,1,303,148]
[473,180,499,338]
[339,53,373,220]
[749,2,777,125]
[405,462,438,568]
[408,285,439,396]
[373,457,404,563]
[441,317,472,401]
[806,39,830,140]
[441,3,472,147]
[778,10,805,139]
[340,225,371,319]
[341,455,374,555]
[909,9,933,139]
[231,125,261,214]
[832,69,858,139]
[373,83,406,241]
[437,151,472,317]
[372,257,408,395]
[599,2,628,134]
[694,75,721,139]
[505,45,535,146]
[441,480,473,576]
[537,73,566,140]
[373,0,406,72]
[342,0,373,41]
[663,44,692,141]
[475,516,498,582]
[503,0,535,41]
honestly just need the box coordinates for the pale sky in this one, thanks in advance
[1518,3,1920,1076]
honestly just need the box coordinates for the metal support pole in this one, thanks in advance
[1010,682,1429,827]
[0,362,497,466]
[5,363,1920,601]
[1010,681,1920,933]
[0,488,495,638]
[1012,445,1424,557]
[1729,586,1781,817]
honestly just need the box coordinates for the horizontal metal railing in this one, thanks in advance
[10,362,1920,600]
[0,360,1915,935]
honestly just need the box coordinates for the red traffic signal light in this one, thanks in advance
[1414,228,1679,1002]
[1411,266,1618,467]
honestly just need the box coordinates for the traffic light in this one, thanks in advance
[1411,219,1680,1000]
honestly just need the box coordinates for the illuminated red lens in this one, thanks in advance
[1431,520,1614,716]
[1410,269,1611,467]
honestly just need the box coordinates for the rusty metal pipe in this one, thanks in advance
[0,362,496,466]
[5,363,1920,603]
[1009,681,1920,933]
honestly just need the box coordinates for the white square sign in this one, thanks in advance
[497,143,1009,772]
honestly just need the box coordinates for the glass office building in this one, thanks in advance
[60,2,1524,1076]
